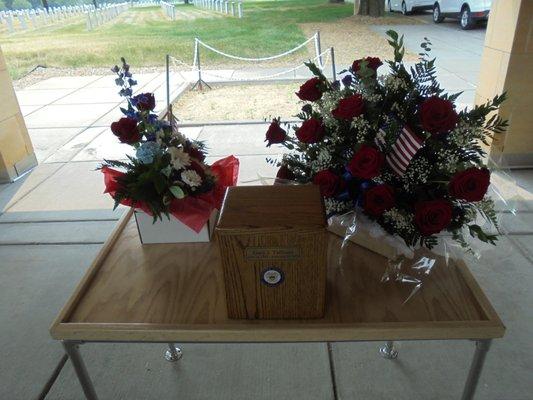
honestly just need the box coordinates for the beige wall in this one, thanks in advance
[0,45,36,183]
[476,0,533,167]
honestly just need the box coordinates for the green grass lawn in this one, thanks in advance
[0,0,353,80]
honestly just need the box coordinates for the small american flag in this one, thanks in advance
[375,126,424,177]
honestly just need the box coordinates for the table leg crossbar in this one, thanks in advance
[61,339,492,400]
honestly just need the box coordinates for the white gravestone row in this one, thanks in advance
[194,0,243,18]
[0,5,94,33]
[86,3,130,31]
[133,0,159,7]
[160,1,176,20]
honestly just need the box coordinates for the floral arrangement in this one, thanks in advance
[101,58,238,232]
[265,32,507,250]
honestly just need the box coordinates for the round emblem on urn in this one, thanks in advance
[261,267,284,287]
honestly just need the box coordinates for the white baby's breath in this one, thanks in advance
[383,208,416,235]
[324,198,352,215]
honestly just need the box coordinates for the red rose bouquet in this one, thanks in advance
[265,32,507,251]
[100,59,239,232]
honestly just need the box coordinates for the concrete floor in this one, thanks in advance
[1,119,532,399]
[1,23,533,399]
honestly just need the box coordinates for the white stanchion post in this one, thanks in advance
[166,54,170,110]
[237,1,242,18]
[224,1,228,14]
[314,31,323,68]
[231,1,235,16]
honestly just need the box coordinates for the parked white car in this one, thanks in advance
[388,0,434,15]
[433,1,492,29]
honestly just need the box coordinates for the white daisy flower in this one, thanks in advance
[168,147,191,170]
[181,169,202,188]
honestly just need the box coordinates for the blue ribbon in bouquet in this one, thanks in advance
[335,170,372,209]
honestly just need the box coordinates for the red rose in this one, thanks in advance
[296,118,325,144]
[132,92,156,111]
[313,170,341,198]
[364,184,395,216]
[275,165,295,183]
[265,120,287,147]
[419,96,458,134]
[332,94,365,120]
[185,145,206,162]
[296,77,323,102]
[352,57,382,74]
[449,167,490,202]
[414,199,453,236]
[111,117,141,144]
[347,145,384,179]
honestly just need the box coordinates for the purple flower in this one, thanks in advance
[342,75,353,86]
[132,93,156,111]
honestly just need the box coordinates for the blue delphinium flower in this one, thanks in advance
[136,142,161,164]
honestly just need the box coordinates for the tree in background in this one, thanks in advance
[0,0,7,10]
[355,0,384,16]
[41,0,49,10]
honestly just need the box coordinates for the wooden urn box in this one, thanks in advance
[216,185,327,320]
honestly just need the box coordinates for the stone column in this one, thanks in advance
[0,46,36,182]
[476,0,533,167]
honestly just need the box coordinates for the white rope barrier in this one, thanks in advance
[195,33,317,63]
[165,32,337,98]
[200,49,332,82]
[168,47,332,84]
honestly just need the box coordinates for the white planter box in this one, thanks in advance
[134,210,218,244]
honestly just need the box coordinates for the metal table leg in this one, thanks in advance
[379,341,398,359]
[461,339,492,400]
[62,341,99,400]
[164,343,183,362]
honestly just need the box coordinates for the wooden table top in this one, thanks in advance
[50,210,505,342]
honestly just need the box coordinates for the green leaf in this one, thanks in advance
[161,165,172,177]
[386,30,398,41]
[169,186,185,199]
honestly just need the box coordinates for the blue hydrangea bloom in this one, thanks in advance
[136,142,161,164]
